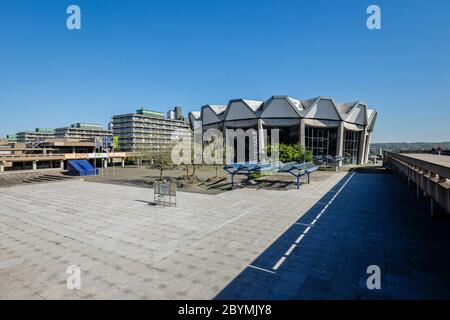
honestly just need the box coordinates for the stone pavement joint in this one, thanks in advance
[0,171,345,299]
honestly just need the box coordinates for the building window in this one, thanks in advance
[305,126,337,157]
[343,129,361,164]
[265,125,299,146]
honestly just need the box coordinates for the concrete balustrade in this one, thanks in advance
[386,151,450,215]
[0,152,130,173]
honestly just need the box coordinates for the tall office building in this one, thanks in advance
[111,107,191,152]
[16,128,56,143]
[6,134,17,142]
[55,123,112,140]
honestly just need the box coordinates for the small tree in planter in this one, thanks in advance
[144,146,174,180]
[172,140,203,183]
[189,142,203,182]
[208,141,227,179]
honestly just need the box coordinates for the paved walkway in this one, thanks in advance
[216,170,450,299]
[0,172,343,299]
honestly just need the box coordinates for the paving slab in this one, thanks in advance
[0,171,344,299]
[216,171,450,300]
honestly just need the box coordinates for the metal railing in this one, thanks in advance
[0,154,66,161]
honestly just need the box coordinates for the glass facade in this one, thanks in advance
[343,129,361,164]
[305,126,338,156]
[264,125,300,145]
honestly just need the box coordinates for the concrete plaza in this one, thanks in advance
[0,171,343,299]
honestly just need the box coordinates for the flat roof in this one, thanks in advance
[401,153,450,169]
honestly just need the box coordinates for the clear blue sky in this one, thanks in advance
[0,0,449,142]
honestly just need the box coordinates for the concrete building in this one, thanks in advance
[189,95,377,165]
[0,140,27,172]
[55,123,112,140]
[16,128,55,143]
[0,139,127,172]
[112,107,191,152]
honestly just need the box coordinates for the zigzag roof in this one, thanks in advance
[191,95,377,128]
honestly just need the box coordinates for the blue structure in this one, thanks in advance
[223,161,319,190]
[278,162,319,189]
[67,160,99,176]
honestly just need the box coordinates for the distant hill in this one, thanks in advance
[371,142,450,153]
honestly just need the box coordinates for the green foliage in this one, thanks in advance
[143,146,174,180]
[249,171,264,180]
[267,143,313,163]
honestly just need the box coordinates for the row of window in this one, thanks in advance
[112,119,187,126]
[343,130,361,164]
[114,130,190,136]
[222,126,363,163]
[305,127,338,157]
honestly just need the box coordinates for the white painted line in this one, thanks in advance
[295,222,317,228]
[270,172,356,272]
[285,244,296,256]
[295,234,305,244]
[248,265,276,274]
[273,257,287,270]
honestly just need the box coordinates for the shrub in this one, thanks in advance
[267,143,313,163]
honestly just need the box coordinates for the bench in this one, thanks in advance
[224,161,319,190]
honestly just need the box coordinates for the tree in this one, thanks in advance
[188,141,203,181]
[143,146,174,180]
[171,138,203,182]
[208,141,226,178]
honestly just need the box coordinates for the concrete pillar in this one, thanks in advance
[364,132,372,163]
[431,198,435,217]
[447,188,450,215]
[257,119,265,161]
[32,161,37,170]
[0,161,5,172]
[224,125,233,164]
[358,128,368,165]
[336,122,344,158]
[60,160,64,170]
[299,118,305,147]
